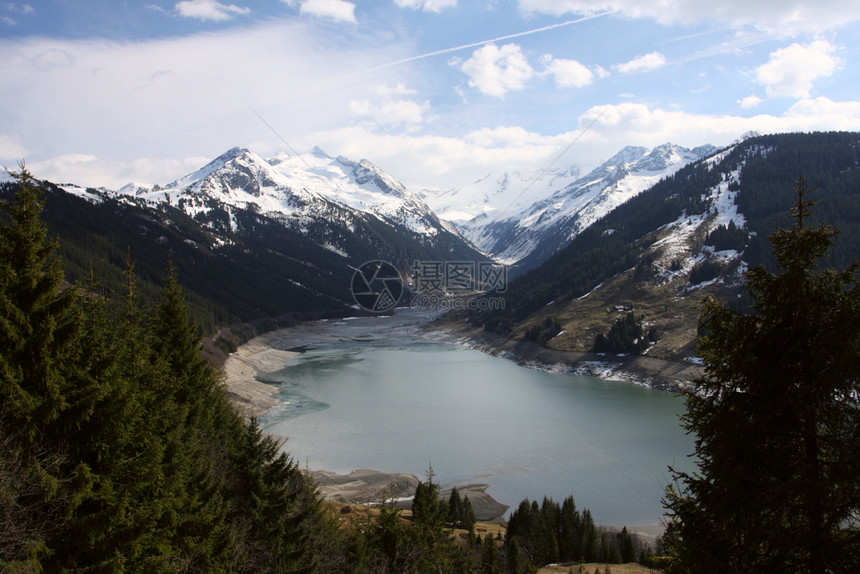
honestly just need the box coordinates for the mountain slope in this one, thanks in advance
[422,143,715,275]
[467,131,860,363]
[1,147,488,334]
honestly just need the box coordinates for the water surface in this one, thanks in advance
[259,312,694,526]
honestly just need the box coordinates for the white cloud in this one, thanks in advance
[313,125,567,189]
[300,0,357,22]
[518,0,860,33]
[754,41,839,99]
[785,97,860,125]
[577,100,860,157]
[542,55,595,88]
[9,3,34,14]
[18,96,860,192]
[29,154,209,190]
[175,0,250,22]
[348,98,430,127]
[372,83,417,96]
[739,95,763,108]
[33,48,74,69]
[614,51,665,74]
[0,19,406,187]
[394,0,457,12]
[460,43,535,97]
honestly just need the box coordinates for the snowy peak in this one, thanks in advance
[114,146,454,239]
[338,156,410,199]
[444,142,714,269]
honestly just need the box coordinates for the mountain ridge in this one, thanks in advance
[464,131,860,375]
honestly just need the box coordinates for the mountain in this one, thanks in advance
[421,143,716,276]
[1,147,487,337]
[118,146,463,246]
[417,164,583,228]
[467,131,860,364]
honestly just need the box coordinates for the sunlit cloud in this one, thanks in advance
[754,41,839,99]
[739,95,763,109]
[459,43,535,97]
[174,0,250,22]
[394,0,457,12]
[299,0,357,23]
[542,55,596,88]
[614,51,665,74]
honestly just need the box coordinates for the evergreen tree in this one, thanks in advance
[447,486,463,525]
[0,164,78,440]
[481,535,503,574]
[665,177,860,573]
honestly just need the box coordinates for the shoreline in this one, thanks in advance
[219,310,691,527]
[221,332,299,417]
[422,320,701,392]
[219,311,514,520]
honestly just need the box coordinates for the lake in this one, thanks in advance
[258,311,695,527]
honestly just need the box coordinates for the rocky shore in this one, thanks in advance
[220,312,512,519]
[311,470,509,521]
[424,320,702,392]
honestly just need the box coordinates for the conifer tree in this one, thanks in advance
[0,164,77,439]
[665,177,860,573]
[0,165,83,568]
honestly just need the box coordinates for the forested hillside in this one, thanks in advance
[469,132,860,356]
[0,173,487,339]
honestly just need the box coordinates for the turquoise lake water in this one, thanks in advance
[258,313,695,526]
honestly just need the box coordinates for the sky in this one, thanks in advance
[1,0,859,191]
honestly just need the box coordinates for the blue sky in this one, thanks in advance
[1,0,859,190]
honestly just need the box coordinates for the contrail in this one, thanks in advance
[371,10,616,71]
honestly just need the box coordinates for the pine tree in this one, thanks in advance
[0,165,84,568]
[448,486,463,525]
[665,177,860,573]
[0,164,78,439]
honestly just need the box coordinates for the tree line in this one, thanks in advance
[0,166,332,572]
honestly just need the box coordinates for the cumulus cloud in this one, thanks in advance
[460,43,535,97]
[394,0,457,12]
[614,51,665,74]
[739,95,763,109]
[308,95,860,191]
[17,96,860,191]
[518,0,860,33]
[299,0,357,22]
[577,100,860,157]
[754,41,839,99]
[313,125,568,189]
[175,0,250,22]
[542,55,595,88]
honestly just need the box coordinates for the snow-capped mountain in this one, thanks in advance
[121,146,457,240]
[417,164,582,226]
[428,143,716,273]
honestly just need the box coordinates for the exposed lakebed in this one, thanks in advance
[252,309,695,526]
